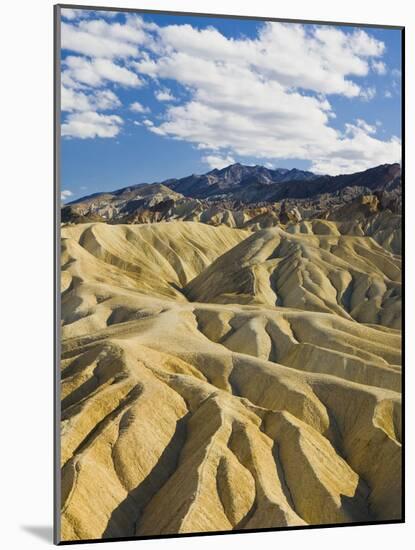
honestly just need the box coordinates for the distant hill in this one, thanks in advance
[63,162,401,226]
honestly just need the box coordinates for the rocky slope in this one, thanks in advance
[63,191,402,262]
[60,219,401,541]
[62,163,402,227]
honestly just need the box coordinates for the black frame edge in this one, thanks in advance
[54,3,62,546]
[56,3,404,29]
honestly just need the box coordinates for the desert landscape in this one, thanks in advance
[60,162,402,541]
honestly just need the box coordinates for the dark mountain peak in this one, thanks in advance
[272,167,290,174]
[216,162,251,178]
[67,162,401,211]
[204,163,318,189]
[329,162,401,187]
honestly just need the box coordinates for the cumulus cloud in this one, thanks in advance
[60,14,399,171]
[155,88,176,101]
[61,86,91,112]
[62,111,123,139]
[202,154,235,169]
[61,20,140,58]
[372,60,387,75]
[360,87,376,101]
[61,9,88,21]
[62,87,121,112]
[93,90,122,110]
[60,15,151,140]
[130,101,149,113]
[354,118,377,134]
[147,22,384,97]
[61,8,119,21]
[310,126,400,174]
[61,189,73,200]
[77,17,148,45]
[130,21,398,174]
[63,55,142,88]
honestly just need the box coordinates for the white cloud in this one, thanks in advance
[310,127,400,174]
[61,70,88,90]
[60,15,151,140]
[359,87,376,101]
[125,14,160,32]
[155,88,176,101]
[130,101,149,113]
[354,118,377,135]
[61,14,159,56]
[63,56,142,88]
[77,17,147,44]
[61,86,91,112]
[148,126,167,136]
[62,20,139,58]
[59,15,399,171]
[384,90,393,98]
[145,22,385,98]
[61,8,120,21]
[202,154,235,169]
[61,87,121,112]
[93,89,122,110]
[61,9,88,21]
[372,60,387,75]
[61,189,73,201]
[93,11,119,19]
[130,21,399,174]
[346,29,385,56]
[62,111,123,139]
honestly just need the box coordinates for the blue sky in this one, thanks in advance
[60,8,402,202]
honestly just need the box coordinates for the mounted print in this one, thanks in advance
[54,4,404,545]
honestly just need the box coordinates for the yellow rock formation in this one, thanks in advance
[60,220,401,541]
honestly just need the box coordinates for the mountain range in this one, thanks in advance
[62,162,401,227]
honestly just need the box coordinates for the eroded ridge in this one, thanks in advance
[60,220,401,540]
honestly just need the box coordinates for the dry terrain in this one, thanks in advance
[60,216,401,541]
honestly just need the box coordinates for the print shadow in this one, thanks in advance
[21,525,53,543]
